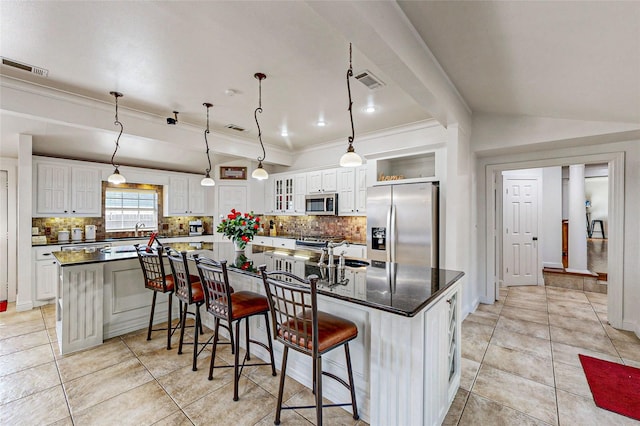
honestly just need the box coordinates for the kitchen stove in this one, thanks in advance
[294,235,345,250]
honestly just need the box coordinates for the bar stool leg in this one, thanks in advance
[178,303,187,355]
[315,355,323,426]
[208,317,221,380]
[233,319,241,401]
[263,313,277,376]
[192,306,200,371]
[345,343,359,420]
[166,293,173,350]
[147,291,157,341]
[245,318,251,361]
[275,346,289,425]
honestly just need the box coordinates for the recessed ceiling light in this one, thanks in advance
[281,129,288,137]
[317,120,326,127]
[364,105,376,113]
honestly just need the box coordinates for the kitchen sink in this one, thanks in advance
[101,246,138,253]
[343,259,370,268]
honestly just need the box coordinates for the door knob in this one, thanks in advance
[532,237,538,241]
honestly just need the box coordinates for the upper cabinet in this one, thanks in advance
[337,165,367,216]
[33,160,101,217]
[293,173,307,214]
[270,173,305,215]
[307,168,338,193]
[164,175,206,216]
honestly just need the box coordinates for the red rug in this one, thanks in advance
[0,300,6,312]
[579,354,640,421]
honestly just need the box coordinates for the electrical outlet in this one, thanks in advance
[45,227,51,235]
[179,223,183,230]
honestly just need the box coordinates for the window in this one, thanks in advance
[105,188,158,232]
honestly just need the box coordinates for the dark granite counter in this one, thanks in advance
[53,242,464,318]
[33,234,214,247]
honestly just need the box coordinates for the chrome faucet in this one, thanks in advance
[327,240,349,267]
[134,222,146,237]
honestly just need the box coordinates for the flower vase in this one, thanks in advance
[233,239,245,252]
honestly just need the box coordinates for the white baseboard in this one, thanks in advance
[15,300,33,312]
[622,320,640,339]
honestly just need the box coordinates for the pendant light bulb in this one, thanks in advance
[251,161,269,180]
[107,167,126,184]
[201,103,215,187]
[340,146,362,167]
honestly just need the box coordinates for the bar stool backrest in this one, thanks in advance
[166,249,195,303]
[135,243,170,292]
[193,255,233,320]
[260,266,320,358]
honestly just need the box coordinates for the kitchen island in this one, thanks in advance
[53,242,463,426]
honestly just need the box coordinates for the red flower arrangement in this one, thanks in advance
[216,209,261,250]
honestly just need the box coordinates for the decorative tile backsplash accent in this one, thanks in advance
[32,181,212,242]
[262,215,366,244]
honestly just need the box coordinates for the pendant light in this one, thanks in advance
[251,72,269,180]
[107,91,126,184]
[200,103,216,186]
[340,44,363,168]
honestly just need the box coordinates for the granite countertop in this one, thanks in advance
[32,234,214,247]
[53,242,464,317]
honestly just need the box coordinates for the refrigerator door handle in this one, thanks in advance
[386,205,392,263]
[390,204,396,263]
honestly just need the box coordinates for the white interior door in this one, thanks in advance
[0,171,7,302]
[503,177,539,286]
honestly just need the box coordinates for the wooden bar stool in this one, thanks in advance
[134,243,181,350]
[260,265,359,425]
[166,249,209,371]
[194,255,276,401]
[590,219,606,238]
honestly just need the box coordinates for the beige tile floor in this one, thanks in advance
[444,285,640,426]
[0,303,365,426]
[3,285,640,425]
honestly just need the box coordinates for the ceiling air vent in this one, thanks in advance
[354,70,384,90]
[225,124,246,132]
[1,57,49,77]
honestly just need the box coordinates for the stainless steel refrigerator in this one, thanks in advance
[366,181,439,267]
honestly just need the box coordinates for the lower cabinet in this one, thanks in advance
[33,246,61,301]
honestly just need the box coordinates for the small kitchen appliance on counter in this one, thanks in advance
[58,229,70,242]
[189,220,203,236]
[85,225,96,240]
[72,227,83,241]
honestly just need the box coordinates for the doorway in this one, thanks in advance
[485,152,624,329]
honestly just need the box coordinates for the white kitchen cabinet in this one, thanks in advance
[252,236,274,247]
[307,168,338,193]
[355,165,367,215]
[33,246,61,301]
[271,237,296,250]
[165,175,207,216]
[273,174,295,213]
[34,161,102,217]
[337,168,356,215]
[263,178,275,214]
[293,173,307,214]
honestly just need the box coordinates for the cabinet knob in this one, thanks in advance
[446,298,452,304]
[72,210,76,213]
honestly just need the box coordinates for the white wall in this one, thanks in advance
[585,176,608,236]
[0,157,17,303]
[542,167,563,268]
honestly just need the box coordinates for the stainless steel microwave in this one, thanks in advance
[305,193,338,215]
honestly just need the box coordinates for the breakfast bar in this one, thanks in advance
[53,241,463,425]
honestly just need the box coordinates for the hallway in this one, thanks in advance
[445,285,640,425]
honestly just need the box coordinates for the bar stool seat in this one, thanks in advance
[229,291,271,320]
[282,311,358,353]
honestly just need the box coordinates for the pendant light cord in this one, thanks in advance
[254,73,266,163]
[110,91,123,169]
[347,43,355,148]
[203,103,212,176]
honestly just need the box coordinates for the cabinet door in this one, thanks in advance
[188,177,206,215]
[36,260,58,300]
[71,167,101,215]
[274,177,284,212]
[355,165,367,215]
[337,168,355,215]
[167,176,189,215]
[284,176,295,213]
[321,169,338,192]
[293,174,307,214]
[307,171,322,193]
[36,163,69,215]
[264,179,275,214]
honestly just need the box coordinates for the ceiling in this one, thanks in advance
[1,1,639,173]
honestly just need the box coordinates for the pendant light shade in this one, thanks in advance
[201,103,215,187]
[341,44,362,168]
[107,91,126,184]
[252,72,269,180]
